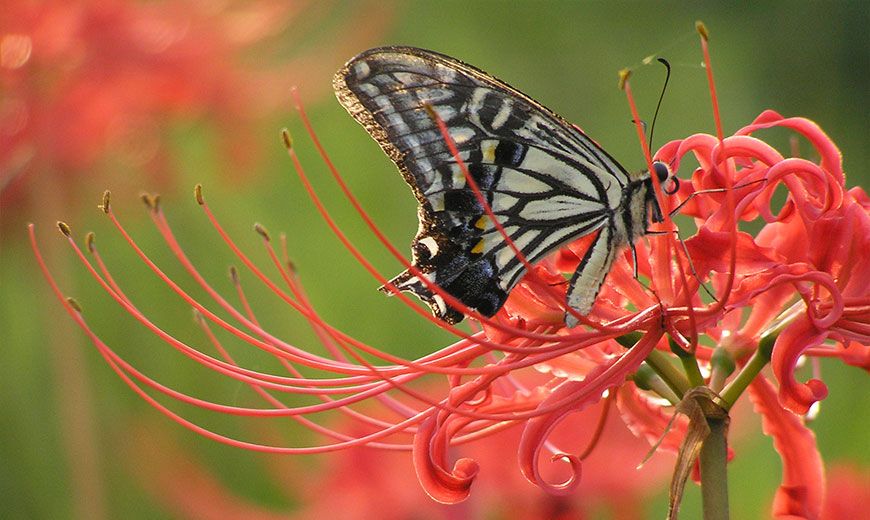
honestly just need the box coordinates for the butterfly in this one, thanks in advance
[333,47,675,326]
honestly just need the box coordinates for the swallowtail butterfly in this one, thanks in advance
[334,47,675,326]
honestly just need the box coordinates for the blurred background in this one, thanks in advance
[2,1,868,518]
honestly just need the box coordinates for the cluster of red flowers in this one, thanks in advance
[31,24,868,519]
[1,0,392,211]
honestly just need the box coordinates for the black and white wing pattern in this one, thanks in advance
[334,47,649,325]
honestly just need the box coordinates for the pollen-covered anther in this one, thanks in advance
[253,222,271,241]
[85,232,96,253]
[66,297,83,314]
[618,68,632,90]
[421,102,439,122]
[57,221,72,237]
[281,128,293,150]
[140,192,161,212]
[695,20,709,41]
[99,190,111,214]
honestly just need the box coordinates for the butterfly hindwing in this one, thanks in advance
[334,47,633,323]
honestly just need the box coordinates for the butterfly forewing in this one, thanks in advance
[334,47,637,323]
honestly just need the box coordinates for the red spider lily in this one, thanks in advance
[30,23,869,518]
[1,0,392,212]
[127,392,670,519]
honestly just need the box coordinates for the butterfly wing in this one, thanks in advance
[334,46,630,323]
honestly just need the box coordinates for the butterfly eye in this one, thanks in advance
[653,161,670,183]
[664,176,680,195]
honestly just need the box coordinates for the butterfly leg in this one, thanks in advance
[641,229,719,303]
[668,178,767,218]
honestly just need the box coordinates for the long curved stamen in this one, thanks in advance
[292,92,645,336]
[621,70,699,349]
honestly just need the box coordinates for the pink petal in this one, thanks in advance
[772,318,830,414]
[821,464,870,520]
[749,376,825,519]
[412,414,479,504]
[518,333,660,493]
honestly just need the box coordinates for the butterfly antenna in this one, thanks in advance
[647,58,671,151]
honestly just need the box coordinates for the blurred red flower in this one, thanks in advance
[127,391,671,519]
[1,0,392,213]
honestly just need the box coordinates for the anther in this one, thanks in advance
[141,193,161,212]
[253,223,271,241]
[618,68,632,90]
[99,191,111,214]
[281,129,293,150]
[194,184,204,205]
[57,221,72,237]
[85,232,96,253]
[66,297,83,313]
[695,21,709,41]
[422,102,438,121]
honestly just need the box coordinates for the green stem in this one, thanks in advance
[670,337,706,388]
[709,346,736,394]
[644,348,691,398]
[700,416,730,520]
[634,363,681,405]
[680,355,706,388]
[719,334,774,410]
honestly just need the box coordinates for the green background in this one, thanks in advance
[3,2,868,519]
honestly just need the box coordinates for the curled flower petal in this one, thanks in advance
[518,333,659,493]
[413,414,480,504]
[736,110,844,187]
[772,319,830,415]
[749,376,825,519]
[517,379,588,495]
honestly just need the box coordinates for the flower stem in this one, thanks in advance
[709,346,736,394]
[634,363,681,405]
[700,415,730,520]
[644,348,691,398]
[670,337,706,388]
[719,334,774,410]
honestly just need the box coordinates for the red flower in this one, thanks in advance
[31,25,868,518]
[126,390,671,519]
[1,0,392,213]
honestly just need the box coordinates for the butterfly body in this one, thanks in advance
[334,47,671,326]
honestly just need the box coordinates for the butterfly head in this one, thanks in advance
[646,161,679,223]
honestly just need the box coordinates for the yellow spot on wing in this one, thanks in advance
[452,165,465,186]
[483,142,496,162]
[475,215,488,229]
[471,239,485,254]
